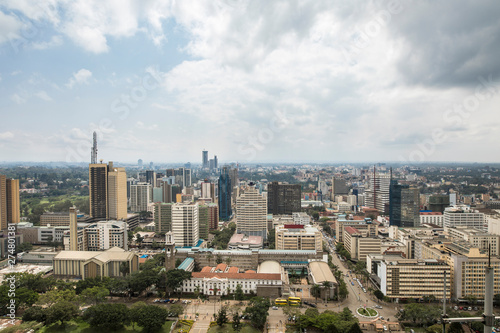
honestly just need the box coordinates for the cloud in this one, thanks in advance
[0,11,24,44]
[35,91,53,101]
[0,132,14,140]
[66,69,92,88]
[136,121,158,131]
[31,35,63,50]
[11,94,26,104]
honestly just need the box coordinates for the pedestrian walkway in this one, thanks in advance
[191,320,211,333]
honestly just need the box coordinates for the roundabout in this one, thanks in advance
[356,307,378,318]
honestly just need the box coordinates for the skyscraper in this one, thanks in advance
[89,164,108,219]
[130,183,151,212]
[218,167,232,221]
[365,170,391,213]
[267,181,301,215]
[89,162,127,220]
[0,175,20,230]
[172,203,199,247]
[236,185,268,241]
[331,176,349,200]
[154,202,173,234]
[389,180,420,227]
[107,163,127,220]
[202,150,209,169]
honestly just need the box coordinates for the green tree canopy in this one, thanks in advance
[83,303,130,331]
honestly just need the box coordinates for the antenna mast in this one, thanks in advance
[91,131,98,164]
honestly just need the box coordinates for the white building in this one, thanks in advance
[172,202,199,247]
[63,221,127,251]
[292,212,311,225]
[443,205,486,230]
[420,212,444,227]
[236,186,267,241]
[130,183,151,212]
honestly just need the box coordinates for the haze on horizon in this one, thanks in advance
[1,0,500,164]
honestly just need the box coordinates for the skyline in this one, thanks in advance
[1,1,500,164]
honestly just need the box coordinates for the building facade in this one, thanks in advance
[275,224,322,251]
[218,167,232,221]
[267,182,301,215]
[236,186,267,241]
[172,203,199,247]
[130,183,151,213]
[0,175,20,230]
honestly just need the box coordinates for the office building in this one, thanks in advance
[428,194,450,213]
[198,205,210,239]
[145,170,156,187]
[130,183,151,212]
[236,185,267,241]
[389,181,420,227]
[201,182,216,202]
[365,173,391,213]
[378,257,451,300]
[330,177,349,201]
[443,205,486,230]
[172,203,199,247]
[0,175,20,230]
[275,224,322,251]
[89,162,127,220]
[343,226,381,261]
[420,212,444,227]
[154,203,173,234]
[65,220,128,251]
[267,182,301,215]
[445,226,500,256]
[202,150,209,169]
[218,167,232,221]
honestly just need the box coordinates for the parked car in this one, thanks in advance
[454,306,458,311]
[375,305,383,309]
[468,306,472,311]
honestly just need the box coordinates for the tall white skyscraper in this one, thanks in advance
[236,185,268,241]
[172,202,199,247]
[130,183,151,212]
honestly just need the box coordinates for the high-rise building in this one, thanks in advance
[428,194,450,213]
[107,163,127,220]
[130,183,151,212]
[138,159,143,169]
[0,175,20,230]
[236,185,268,241]
[267,181,301,215]
[218,167,232,221]
[89,164,108,219]
[198,205,210,240]
[207,203,219,231]
[65,220,128,251]
[443,205,486,230]
[389,181,420,227]
[275,224,322,251]
[330,177,349,201]
[145,170,156,187]
[172,203,199,247]
[161,181,173,203]
[202,150,209,169]
[365,172,391,213]
[89,162,127,220]
[214,156,218,169]
[201,182,215,202]
[154,202,173,234]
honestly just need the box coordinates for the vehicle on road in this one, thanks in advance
[275,298,288,306]
[272,306,278,310]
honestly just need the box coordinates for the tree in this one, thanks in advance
[44,301,79,326]
[119,261,130,277]
[216,254,223,265]
[232,311,241,332]
[17,242,33,252]
[311,284,321,304]
[22,306,46,323]
[447,322,465,333]
[130,304,168,332]
[346,322,363,333]
[165,269,191,296]
[81,286,110,305]
[235,284,244,301]
[374,290,384,300]
[168,303,184,317]
[207,252,213,266]
[175,258,182,268]
[244,297,270,329]
[322,281,332,302]
[83,303,130,331]
[225,256,232,267]
[38,289,77,307]
[216,306,228,326]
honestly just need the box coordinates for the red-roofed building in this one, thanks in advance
[181,267,283,297]
[201,266,212,273]
[420,211,444,227]
[215,263,228,273]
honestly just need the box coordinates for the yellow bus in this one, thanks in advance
[288,297,302,304]
[275,298,288,306]
[289,300,300,306]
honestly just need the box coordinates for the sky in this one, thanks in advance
[1,0,500,165]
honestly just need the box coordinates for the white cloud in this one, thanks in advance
[11,94,26,104]
[66,69,92,88]
[35,90,53,101]
[0,132,14,140]
[32,35,63,50]
[136,121,159,131]
[0,11,24,44]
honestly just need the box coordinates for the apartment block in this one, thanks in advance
[275,224,322,252]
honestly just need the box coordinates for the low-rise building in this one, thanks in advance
[228,233,263,250]
[53,247,139,279]
[275,224,322,252]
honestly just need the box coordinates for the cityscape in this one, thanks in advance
[1,1,500,333]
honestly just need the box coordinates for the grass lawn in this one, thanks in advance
[172,320,193,333]
[208,323,261,333]
[357,307,378,317]
[34,319,174,333]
